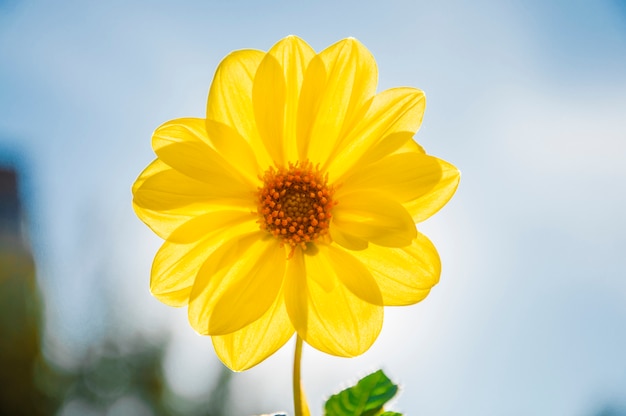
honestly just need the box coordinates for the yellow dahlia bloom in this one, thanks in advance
[132,36,459,371]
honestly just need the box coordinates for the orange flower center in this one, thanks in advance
[257,161,335,253]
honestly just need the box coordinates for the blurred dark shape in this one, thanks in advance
[57,338,166,415]
[0,167,50,414]
[595,404,626,416]
[52,336,234,415]
[206,365,233,415]
[0,168,21,236]
[0,163,236,415]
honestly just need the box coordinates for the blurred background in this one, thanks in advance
[1,0,625,414]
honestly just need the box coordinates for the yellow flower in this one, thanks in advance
[132,36,459,371]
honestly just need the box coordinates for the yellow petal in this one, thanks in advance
[328,225,368,251]
[356,131,421,165]
[394,135,426,154]
[188,233,286,336]
[320,245,383,306]
[212,286,294,372]
[164,210,258,245]
[132,159,183,239]
[359,139,454,223]
[404,158,460,223]
[331,191,417,248]
[285,249,383,357]
[132,157,167,195]
[206,49,273,170]
[253,53,286,165]
[328,87,426,180]
[339,151,443,205]
[299,244,336,292]
[152,118,256,194]
[297,38,377,166]
[132,159,242,239]
[205,119,261,185]
[349,233,441,306]
[134,164,210,210]
[150,212,258,307]
[268,35,316,162]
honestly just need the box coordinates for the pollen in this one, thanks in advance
[257,161,335,253]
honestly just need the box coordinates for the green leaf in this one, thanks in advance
[379,412,403,416]
[324,370,400,416]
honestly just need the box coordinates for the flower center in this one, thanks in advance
[257,161,335,252]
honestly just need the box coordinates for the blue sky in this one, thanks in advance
[1,0,626,414]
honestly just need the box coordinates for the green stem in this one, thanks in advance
[293,335,303,416]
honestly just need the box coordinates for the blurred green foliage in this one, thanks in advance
[0,167,234,415]
[0,238,49,414]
